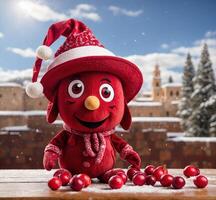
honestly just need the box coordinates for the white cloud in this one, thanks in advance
[69,4,101,22]
[7,47,35,58]
[17,1,101,22]
[0,32,4,38]
[18,1,67,22]
[0,67,32,82]
[125,53,184,91]
[161,43,169,49]
[205,31,216,38]
[108,6,143,17]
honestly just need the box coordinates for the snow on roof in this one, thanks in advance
[162,83,182,88]
[128,101,162,107]
[135,97,153,102]
[167,132,185,137]
[1,125,30,131]
[168,136,216,142]
[132,117,180,122]
[0,110,46,116]
[171,100,180,104]
[0,82,22,87]
[143,91,152,95]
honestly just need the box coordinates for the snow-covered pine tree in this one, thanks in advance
[188,44,216,136]
[178,53,195,132]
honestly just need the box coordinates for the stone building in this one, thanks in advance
[129,64,182,117]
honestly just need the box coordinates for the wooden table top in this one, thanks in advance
[0,169,215,200]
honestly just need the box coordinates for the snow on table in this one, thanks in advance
[0,169,215,199]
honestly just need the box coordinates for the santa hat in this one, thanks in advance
[26,19,143,102]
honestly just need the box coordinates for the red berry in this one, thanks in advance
[117,172,128,184]
[69,176,85,191]
[59,172,71,186]
[48,177,62,190]
[145,175,157,186]
[76,174,91,187]
[103,169,125,183]
[160,174,174,187]
[53,168,72,178]
[152,166,168,181]
[172,176,185,189]
[108,175,124,189]
[193,175,208,188]
[132,174,146,186]
[183,165,200,178]
[127,168,140,180]
[144,165,155,175]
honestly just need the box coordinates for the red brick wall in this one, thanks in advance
[0,122,215,169]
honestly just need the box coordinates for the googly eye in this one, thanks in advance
[99,83,114,102]
[68,80,84,98]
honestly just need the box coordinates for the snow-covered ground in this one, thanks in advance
[128,101,162,107]
[0,110,46,116]
[168,136,216,142]
[132,117,180,122]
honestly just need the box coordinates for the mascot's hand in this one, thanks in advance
[43,151,59,171]
[125,151,141,169]
[120,144,141,169]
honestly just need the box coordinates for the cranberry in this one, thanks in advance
[53,168,72,178]
[76,174,91,187]
[183,165,200,178]
[160,174,174,187]
[144,165,155,175]
[193,175,208,188]
[108,175,124,189]
[69,176,85,191]
[59,172,71,186]
[172,176,185,189]
[127,168,140,180]
[103,169,125,183]
[117,172,128,184]
[152,166,168,181]
[145,175,157,186]
[48,177,62,190]
[132,173,146,186]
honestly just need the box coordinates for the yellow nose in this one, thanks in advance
[84,96,100,110]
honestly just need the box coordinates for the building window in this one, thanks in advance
[149,113,153,117]
[170,91,173,96]
[166,111,170,116]
[176,91,179,96]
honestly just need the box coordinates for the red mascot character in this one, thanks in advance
[26,19,143,179]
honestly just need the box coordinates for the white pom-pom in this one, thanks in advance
[25,82,44,98]
[36,45,52,60]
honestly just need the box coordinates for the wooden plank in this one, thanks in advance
[0,169,215,200]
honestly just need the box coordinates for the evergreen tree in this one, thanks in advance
[188,44,216,136]
[168,75,174,83]
[178,53,195,132]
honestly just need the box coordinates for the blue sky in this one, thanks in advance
[0,0,215,90]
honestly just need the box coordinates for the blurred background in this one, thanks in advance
[0,0,216,169]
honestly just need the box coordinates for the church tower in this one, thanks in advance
[152,64,162,101]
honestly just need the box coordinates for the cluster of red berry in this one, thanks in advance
[127,164,208,189]
[48,169,91,191]
[47,165,208,191]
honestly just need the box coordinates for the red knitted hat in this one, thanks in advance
[26,18,143,102]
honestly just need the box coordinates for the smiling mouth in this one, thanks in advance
[75,117,108,129]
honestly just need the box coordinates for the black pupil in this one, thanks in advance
[72,83,82,94]
[102,87,111,98]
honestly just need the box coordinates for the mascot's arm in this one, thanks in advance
[43,130,69,170]
[111,134,141,168]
